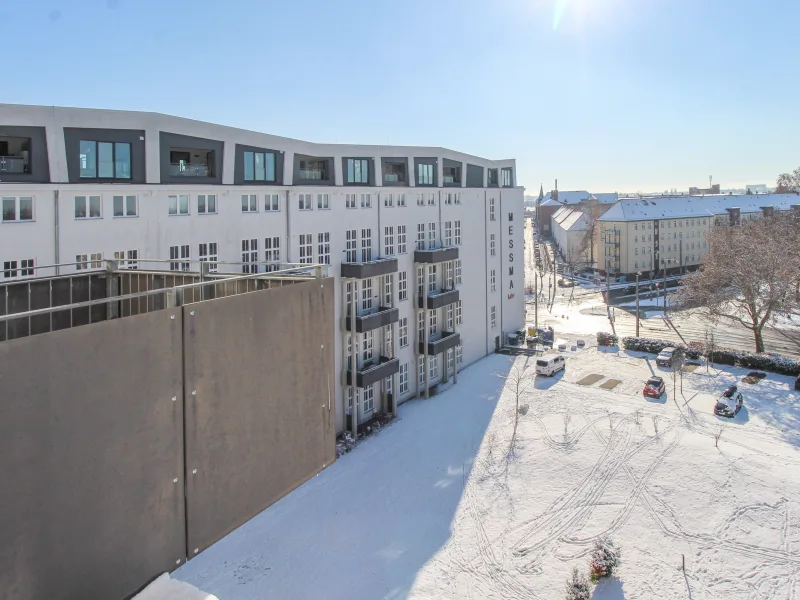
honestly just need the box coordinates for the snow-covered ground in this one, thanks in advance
[174,347,800,599]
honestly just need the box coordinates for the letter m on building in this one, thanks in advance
[508,212,514,222]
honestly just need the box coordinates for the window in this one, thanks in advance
[346,158,369,184]
[383,275,392,306]
[455,259,462,284]
[199,242,218,272]
[384,226,395,256]
[490,234,496,256]
[361,228,372,262]
[417,267,424,296]
[635,224,639,231]
[501,168,513,187]
[125,249,138,269]
[299,233,313,264]
[345,230,357,262]
[428,265,437,293]
[455,193,461,205]
[111,195,137,218]
[418,311,425,340]
[241,194,258,213]
[3,258,34,279]
[428,222,437,249]
[444,221,452,246]
[317,232,330,264]
[362,278,373,311]
[427,193,436,206]
[265,194,279,211]
[317,193,329,210]
[634,261,639,269]
[399,317,409,347]
[429,310,438,335]
[76,254,89,270]
[491,306,497,328]
[362,386,375,414]
[399,363,409,393]
[417,193,424,206]
[456,300,463,325]
[360,193,371,208]
[74,195,102,219]
[455,220,461,245]
[635,248,639,256]
[397,225,407,254]
[488,168,498,186]
[243,151,276,182]
[2,196,34,222]
[363,330,374,363]
[447,304,454,330]
[79,140,131,179]
[168,194,189,216]
[346,193,357,209]
[397,194,406,207]
[445,193,453,205]
[242,238,258,273]
[417,223,426,249]
[298,159,328,180]
[443,166,460,185]
[298,193,312,211]
[170,245,190,271]
[634,236,638,243]
[265,237,280,271]
[447,349,454,372]
[429,356,438,380]
[198,194,217,214]
[489,197,496,221]
[384,193,393,208]
[418,163,434,185]
[384,161,406,184]
[456,343,463,365]
[399,271,408,301]
[418,356,425,387]
[445,261,454,288]
[490,269,496,292]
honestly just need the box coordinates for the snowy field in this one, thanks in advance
[174,346,800,600]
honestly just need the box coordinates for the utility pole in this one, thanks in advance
[663,260,669,318]
[635,271,641,337]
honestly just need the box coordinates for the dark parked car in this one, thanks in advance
[795,374,800,391]
[714,384,743,418]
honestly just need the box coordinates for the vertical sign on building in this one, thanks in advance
[502,201,525,333]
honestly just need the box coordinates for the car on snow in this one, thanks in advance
[643,376,665,398]
[656,347,680,368]
[714,384,743,418]
[536,355,565,377]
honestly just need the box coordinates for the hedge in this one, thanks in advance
[597,332,618,346]
[622,336,800,376]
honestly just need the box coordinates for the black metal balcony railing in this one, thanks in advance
[413,246,459,264]
[417,288,459,310]
[169,163,211,177]
[0,156,27,174]
[346,355,400,388]
[340,256,398,280]
[418,331,460,356]
[344,305,399,333]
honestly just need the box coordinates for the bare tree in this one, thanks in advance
[674,213,800,353]
[563,413,572,441]
[497,360,532,457]
[633,409,642,425]
[713,424,725,448]
[651,415,660,435]
[703,323,716,373]
[775,166,800,193]
[578,202,603,268]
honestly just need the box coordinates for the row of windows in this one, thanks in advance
[633,218,709,231]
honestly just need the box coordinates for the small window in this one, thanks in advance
[199,242,218,272]
[265,194,279,211]
[79,140,131,179]
[417,163,434,185]
[399,271,408,301]
[113,195,138,217]
[489,198,496,221]
[198,194,217,214]
[168,195,190,216]
[501,168,513,187]
[2,196,34,222]
[397,225,407,254]
[384,193,393,208]
[360,193,371,208]
[299,193,312,211]
[346,158,369,184]
[487,168,498,186]
[397,193,406,207]
[455,221,461,245]
[265,237,281,271]
[346,193,357,209]
[74,195,102,219]
[317,232,331,264]
[317,193,330,210]
[491,306,497,328]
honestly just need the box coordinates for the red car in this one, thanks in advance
[643,376,665,398]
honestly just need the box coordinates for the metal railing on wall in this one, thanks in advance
[0,259,329,342]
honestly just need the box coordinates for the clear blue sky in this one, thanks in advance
[3,0,799,193]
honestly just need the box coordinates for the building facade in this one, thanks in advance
[596,194,800,278]
[0,104,525,435]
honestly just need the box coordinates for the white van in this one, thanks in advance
[536,355,565,376]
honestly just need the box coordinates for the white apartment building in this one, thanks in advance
[0,104,525,435]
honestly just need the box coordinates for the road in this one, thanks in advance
[524,217,800,358]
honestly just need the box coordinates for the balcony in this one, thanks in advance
[418,331,460,356]
[298,168,325,180]
[417,288,459,310]
[344,305,399,333]
[169,162,211,177]
[414,246,459,264]
[340,256,398,279]
[346,355,400,388]
[0,156,27,174]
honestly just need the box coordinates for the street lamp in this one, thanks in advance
[635,271,642,337]
[662,258,677,317]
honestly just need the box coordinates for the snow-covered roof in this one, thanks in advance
[598,193,800,222]
[592,192,619,204]
[540,190,592,207]
[551,206,588,231]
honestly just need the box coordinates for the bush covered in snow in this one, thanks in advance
[336,432,356,457]
[565,566,592,600]
[589,537,621,581]
[622,337,700,359]
[596,332,618,346]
